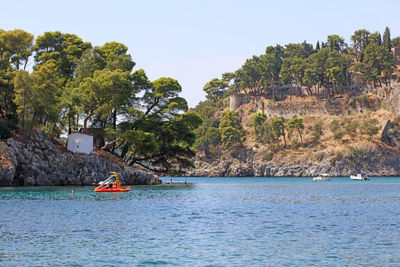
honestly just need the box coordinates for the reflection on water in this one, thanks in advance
[1,177,400,266]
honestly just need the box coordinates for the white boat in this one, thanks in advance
[350,174,369,180]
[313,174,331,181]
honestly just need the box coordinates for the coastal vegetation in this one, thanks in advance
[1,26,400,177]
[0,29,202,174]
[190,27,400,175]
[202,27,397,101]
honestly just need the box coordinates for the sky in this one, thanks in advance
[2,0,400,107]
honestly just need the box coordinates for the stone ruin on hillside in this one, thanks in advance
[393,47,400,65]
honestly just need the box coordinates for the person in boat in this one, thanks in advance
[106,182,113,189]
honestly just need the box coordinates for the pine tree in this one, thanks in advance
[383,26,391,50]
[316,41,320,50]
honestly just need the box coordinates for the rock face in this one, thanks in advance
[0,131,161,186]
[186,148,400,177]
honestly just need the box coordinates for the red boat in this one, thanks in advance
[94,172,131,192]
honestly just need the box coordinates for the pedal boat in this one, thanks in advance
[94,172,131,192]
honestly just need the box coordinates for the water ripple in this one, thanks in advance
[0,177,400,265]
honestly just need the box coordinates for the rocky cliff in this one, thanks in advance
[0,131,161,186]
[186,146,400,177]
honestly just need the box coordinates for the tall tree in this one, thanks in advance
[382,26,392,51]
[72,69,133,133]
[33,31,91,81]
[327,35,346,53]
[286,117,305,143]
[203,78,228,102]
[271,117,286,146]
[351,29,370,62]
[13,61,62,132]
[0,29,34,125]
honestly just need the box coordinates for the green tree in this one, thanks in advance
[327,35,346,53]
[203,78,228,102]
[355,42,394,87]
[13,62,62,133]
[94,42,135,72]
[351,29,370,62]
[286,117,305,143]
[220,126,243,151]
[392,36,400,47]
[252,113,267,140]
[73,69,133,133]
[0,29,34,126]
[194,126,221,158]
[0,29,33,70]
[13,70,33,131]
[219,111,244,150]
[33,31,92,81]
[271,117,286,146]
[312,121,323,143]
[382,26,391,51]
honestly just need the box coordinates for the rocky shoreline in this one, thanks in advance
[185,148,400,177]
[0,131,161,186]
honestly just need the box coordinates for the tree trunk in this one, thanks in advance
[68,117,71,135]
[113,109,117,129]
[83,112,93,134]
[297,127,303,143]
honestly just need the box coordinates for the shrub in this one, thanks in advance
[312,121,323,143]
[365,126,379,136]
[330,120,340,133]
[345,120,359,135]
[330,152,343,166]
[346,148,366,165]
[388,128,398,135]
[333,130,344,139]
[361,119,380,136]
[290,139,299,149]
[263,151,274,161]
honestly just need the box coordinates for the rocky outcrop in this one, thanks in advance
[0,131,161,186]
[186,148,400,177]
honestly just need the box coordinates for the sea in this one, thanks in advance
[0,177,399,266]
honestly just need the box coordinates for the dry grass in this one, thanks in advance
[234,100,399,164]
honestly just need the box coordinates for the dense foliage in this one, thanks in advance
[0,29,202,174]
[202,27,398,101]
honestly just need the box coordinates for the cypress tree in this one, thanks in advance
[316,41,320,50]
[383,26,391,50]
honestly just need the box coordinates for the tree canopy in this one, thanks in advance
[0,29,201,175]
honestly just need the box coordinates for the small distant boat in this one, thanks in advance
[313,174,331,181]
[350,174,369,180]
[94,172,131,192]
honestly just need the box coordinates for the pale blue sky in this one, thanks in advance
[2,0,399,107]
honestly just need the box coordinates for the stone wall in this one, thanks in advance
[230,94,250,111]
[377,81,400,115]
[392,47,400,65]
[253,97,347,119]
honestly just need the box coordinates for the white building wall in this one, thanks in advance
[67,133,93,154]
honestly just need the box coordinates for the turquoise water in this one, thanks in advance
[1,177,400,266]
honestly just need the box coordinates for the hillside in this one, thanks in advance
[189,83,400,177]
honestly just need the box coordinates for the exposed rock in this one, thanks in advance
[186,147,400,177]
[0,131,161,186]
[381,120,396,146]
